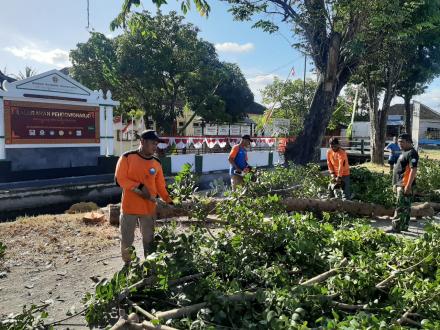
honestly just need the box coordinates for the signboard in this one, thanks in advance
[15,73,90,96]
[240,125,251,135]
[4,100,99,144]
[230,125,241,136]
[272,118,290,134]
[218,125,229,135]
[193,127,203,136]
[205,124,218,135]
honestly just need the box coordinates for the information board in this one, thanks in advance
[4,100,99,144]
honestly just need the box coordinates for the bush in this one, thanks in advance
[350,167,394,207]
[82,168,440,329]
[416,158,440,201]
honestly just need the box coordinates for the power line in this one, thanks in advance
[86,0,90,30]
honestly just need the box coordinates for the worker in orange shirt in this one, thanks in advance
[326,137,350,200]
[115,130,173,265]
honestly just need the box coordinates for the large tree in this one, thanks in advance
[261,78,316,135]
[395,43,440,134]
[261,78,351,135]
[116,0,401,164]
[71,11,251,133]
[354,0,440,164]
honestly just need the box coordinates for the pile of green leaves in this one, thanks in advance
[250,164,328,198]
[83,168,439,329]
[168,163,199,203]
[0,305,52,330]
[350,167,395,208]
[350,159,440,207]
[416,158,440,201]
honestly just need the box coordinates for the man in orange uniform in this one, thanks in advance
[326,137,350,200]
[115,130,173,264]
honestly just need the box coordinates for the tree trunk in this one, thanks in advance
[107,198,435,225]
[367,83,383,164]
[404,95,412,136]
[369,61,402,165]
[285,33,352,164]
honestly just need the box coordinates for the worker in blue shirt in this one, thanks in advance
[228,135,252,190]
[385,136,401,174]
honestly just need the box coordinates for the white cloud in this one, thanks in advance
[246,74,279,104]
[3,45,70,68]
[215,42,255,54]
[413,87,440,110]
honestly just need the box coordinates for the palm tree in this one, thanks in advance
[12,66,38,80]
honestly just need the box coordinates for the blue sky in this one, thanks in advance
[1,0,440,108]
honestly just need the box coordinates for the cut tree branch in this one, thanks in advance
[154,292,257,321]
[300,258,348,286]
[375,254,432,290]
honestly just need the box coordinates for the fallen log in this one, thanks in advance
[412,202,436,218]
[107,197,435,225]
[282,198,434,218]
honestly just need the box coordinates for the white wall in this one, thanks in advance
[273,152,282,165]
[247,151,269,167]
[202,151,271,172]
[321,148,328,161]
[202,153,230,172]
[171,154,195,173]
[419,121,440,139]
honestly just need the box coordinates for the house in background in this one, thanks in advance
[352,102,440,144]
[388,103,440,144]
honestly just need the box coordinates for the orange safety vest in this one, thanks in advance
[327,148,350,177]
[115,151,172,215]
[278,137,296,153]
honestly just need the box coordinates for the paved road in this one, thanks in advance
[0,174,115,191]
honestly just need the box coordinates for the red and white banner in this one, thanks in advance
[156,136,277,149]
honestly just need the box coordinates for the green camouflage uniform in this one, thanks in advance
[392,147,419,232]
[393,187,412,231]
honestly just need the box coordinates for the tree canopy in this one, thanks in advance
[262,78,351,135]
[71,11,253,133]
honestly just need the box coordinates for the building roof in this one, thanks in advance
[389,103,440,121]
[0,70,16,89]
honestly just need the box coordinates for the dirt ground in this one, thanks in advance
[0,212,197,329]
[0,210,437,329]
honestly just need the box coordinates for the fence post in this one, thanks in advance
[195,155,203,174]
[361,139,365,155]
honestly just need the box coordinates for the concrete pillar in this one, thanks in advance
[0,98,5,160]
[99,105,106,156]
[106,106,114,156]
